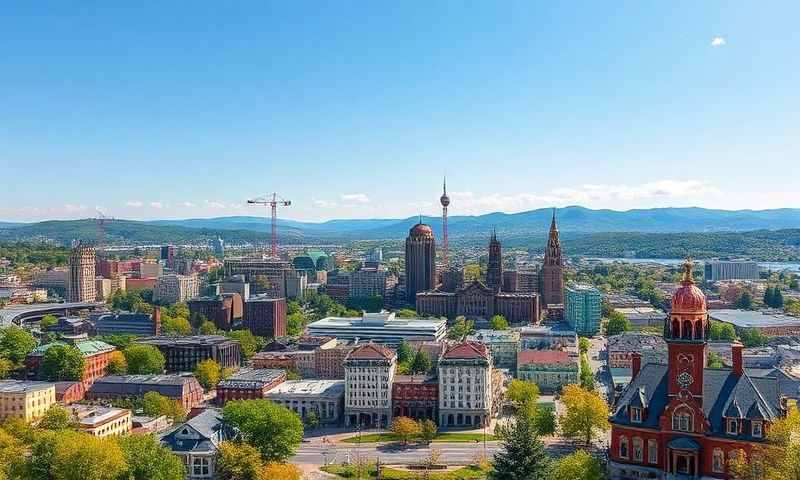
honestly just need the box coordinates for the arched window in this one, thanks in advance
[647,439,658,464]
[682,320,692,339]
[672,319,681,337]
[712,448,725,473]
[672,408,693,432]
[633,437,643,462]
[619,436,629,459]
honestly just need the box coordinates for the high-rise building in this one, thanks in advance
[160,245,175,270]
[153,274,200,304]
[486,230,503,293]
[67,243,96,303]
[349,267,389,299]
[344,343,397,428]
[540,209,564,307]
[405,223,436,303]
[565,284,602,336]
[213,237,225,258]
[704,261,759,282]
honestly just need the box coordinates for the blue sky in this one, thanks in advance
[1,1,798,222]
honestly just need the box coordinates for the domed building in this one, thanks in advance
[609,259,791,479]
[405,222,436,303]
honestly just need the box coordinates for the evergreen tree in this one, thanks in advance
[396,341,413,364]
[774,288,784,308]
[764,287,775,307]
[490,409,551,480]
[409,349,432,374]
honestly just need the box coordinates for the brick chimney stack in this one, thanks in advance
[631,352,642,379]
[731,341,744,376]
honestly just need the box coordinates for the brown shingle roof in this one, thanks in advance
[442,341,489,360]
[346,343,396,361]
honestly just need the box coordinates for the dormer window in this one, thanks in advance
[752,421,763,438]
[630,407,642,423]
[672,410,693,432]
[727,419,738,435]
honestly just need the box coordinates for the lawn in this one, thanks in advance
[321,464,489,479]
[341,432,497,444]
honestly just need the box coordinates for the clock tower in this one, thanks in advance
[664,259,709,401]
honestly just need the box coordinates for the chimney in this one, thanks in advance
[631,352,642,379]
[731,341,744,376]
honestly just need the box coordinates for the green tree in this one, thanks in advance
[222,399,304,463]
[551,450,605,480]
[141,391,186,421]
[0,426,26,479]
[194,359,222,390]
[490,407,551,480]
[447,316,475,339]
[605,311,631,337]
[707,351,726,368]
[161,315,192,335]
[580,356,596,390]
[118,434,186,480]
[420,419,438,444]
[0,326,37,365]
[490,315,509,330]
[530,404,557,437]
[303,410,319,430]
[199,320,218,335]
[728,409,800,480]
[40,314,59,330]
[41,344,85,381]
[123,344,165,374]
[709,320,736,341]
[225,330,265,360]
[106,350,128,375]
[409,349,433,374]
[396,341,413,364]
[0,358,13,379]
[216,441,271,480]
[505,379,540,407]
[735,290,753,309]
[740,327,766,347]
[38,405,76,430]
[391,416,421,445]
[49,432,128,480]
[578,337,591,354]
[286,312,305,337]
[559,384,611,446]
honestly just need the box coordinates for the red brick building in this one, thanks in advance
[252,351,301,370]
[26,340,115,388]
[215,368,286,405]
[609,261,789,479]
[315,343,355,379]
[392,374,438,421]
[242,295,287,338]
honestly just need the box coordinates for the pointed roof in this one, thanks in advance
[724,397,743,418]
[442,341,489,360]
[746,400,767,419]
[629,386,649,409]
[543,208,563,266]
[346,343,396,361]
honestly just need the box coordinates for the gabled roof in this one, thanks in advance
[442,341,489,360]
[724,397,743,418]
[746,400,767,419]
[629,386,649,409]
[612,363,669,429]
[346,343,395,361]
[160,408,229,454]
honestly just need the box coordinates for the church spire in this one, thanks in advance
[544,208,562,267]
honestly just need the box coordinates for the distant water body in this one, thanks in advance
[587,257,800,273]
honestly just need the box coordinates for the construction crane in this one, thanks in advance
[247,193,291,258]
[92,209,114,255]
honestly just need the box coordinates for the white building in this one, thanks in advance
[343,343,396,428]
[307,311,446,345]
[467,329,520,370]
[266,380,346,426]
[438,341,494,428]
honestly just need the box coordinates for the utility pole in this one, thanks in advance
[247,193,291,258]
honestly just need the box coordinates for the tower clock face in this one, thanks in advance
[677,372,694,389]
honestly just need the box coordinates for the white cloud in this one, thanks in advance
[179,201,196,208]
[710,36,727,47]
[125,201,143,207]
[340,193,370,204]
[313,199,338,209]
[64,204,87,212]
[149,202,163,209]
[204,200,227,209]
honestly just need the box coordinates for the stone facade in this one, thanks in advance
[417,280,540,325]
[467,329,520,371]
[540,210,564,307]
[67,244,95,303]
[344,344,396,428]
[438,342,494,428]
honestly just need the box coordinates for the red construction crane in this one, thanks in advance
[247,193,291,258]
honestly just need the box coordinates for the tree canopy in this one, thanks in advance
[123,344,165,374]
[558,384,611,446]
[605,311,631,337]
[490,315,509,330]
[222,399,303,463]
[40,344,85,382]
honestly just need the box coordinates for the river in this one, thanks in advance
[584,257,800,273]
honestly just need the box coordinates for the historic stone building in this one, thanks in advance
[486,230,503,293]
[540,209,565,307]
[609,261,790,479]
[405,223,436,303]
[344,343,397,428]
[438,341,496,428]
[67,243,96,303]
[416,280,540,325]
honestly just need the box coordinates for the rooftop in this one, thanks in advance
[467,329,521,343]
[136,335,239,347]
[518,350,576,365]
[30,339,115,357]
[710,309,800,328]
[94,374,198,386]
[266,379,345,396]
[0,380,54,393]
[217,368,285,389]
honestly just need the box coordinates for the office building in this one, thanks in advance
[223,258,306,299]
[349,267,389,299]
[188,294,244,331]
[0,380,56,422]
[215,368,286,405]
[70,404,132,437]
[213,237,225,258]
[161,245,175,270]
[467,329,521,370]
[242,295,287,338]
[307,311,447,345]
[139,261,163,279]
[517,350,579,393]
[392,374,439,422]
[565,284,602,336]
[704,261,760,282]
[405,223,436,303]
[135,335,242,372]
[90,310,162,336]
[153,274,200,304]
[344,343,397,428]
[266,380,346,426]
[67,243,96,302]
[438,342,495,428]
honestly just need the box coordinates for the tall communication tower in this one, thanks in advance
[440,177,450,268]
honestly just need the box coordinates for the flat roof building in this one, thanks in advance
[88,374,204,410]
[307,311,446,345]
[0,380,56,423]
[709,309,800,336]
[135,335,242,372]
[215,368,286,405]
[266,379,346,425]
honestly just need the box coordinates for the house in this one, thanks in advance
[160,408,232,480]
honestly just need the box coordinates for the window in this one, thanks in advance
[619,436,629,459]
[631,407,642,423]
[193,457,210,476]
[672,410,693,432]
[633,437,643,462]
[647,439,658,464]
[712,449,724,473]
[727,419,738,435]
[752,421,763,438]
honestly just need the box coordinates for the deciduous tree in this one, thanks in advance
[420,419,438,444]
[118,434,186,480]
[0,326,37,365]
[605,311,631,337]
[38,405,76,430]
[41,344,85,381]
[410,349,433,374]
[106,350,128,375]
[489,315,509,330]
[194,359,222,390]
[505,379,540,407]
[141,391,186,421]
[124,344,165,374]
[559,384,610,446]
[222,399,303,462]
[551,450,605,480]
[391,416,421,444]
